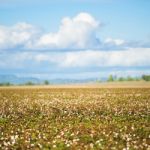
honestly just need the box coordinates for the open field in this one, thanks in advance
[0,85,150,149]
[1,81,150,89]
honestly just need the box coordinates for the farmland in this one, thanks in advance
[0,85,150,149]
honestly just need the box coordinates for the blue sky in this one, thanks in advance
[0,0,150,79]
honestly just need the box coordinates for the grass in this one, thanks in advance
[0,87,150,149]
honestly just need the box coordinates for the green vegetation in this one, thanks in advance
[107,74,114,82]
[0,82,12,86]
[44,80,49,85]
[142,75,150,81]
[25,81,35,85]
[0,88,149,149]
[106,74,147,82]
[0,74,150,86]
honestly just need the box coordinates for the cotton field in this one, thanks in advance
[0,87,150,149]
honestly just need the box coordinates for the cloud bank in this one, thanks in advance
[0,12,149,77]
[1,48,149,69]
[33,48,150,67]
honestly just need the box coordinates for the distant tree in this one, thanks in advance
[142,75,150,81]
[0,83,5,86]
[44,80,49,85]
[5,82,11,86]
[0,82,12,86]
[107,75,114,82]
[118,77,124,81]
[25,81,34,85]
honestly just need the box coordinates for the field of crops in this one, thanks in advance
[0,87,150,149]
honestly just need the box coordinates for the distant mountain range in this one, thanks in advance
[0,75,40,84]
[0,74,106,85]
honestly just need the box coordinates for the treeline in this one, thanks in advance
[23,80,50,85]
[0,75,150,86]
[107,74,150,82]
[0,82,13,86]
[141,75,150,81]
[0,80,50,86]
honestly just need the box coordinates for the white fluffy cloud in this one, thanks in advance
[0,12,150,52]
[31,12,100,49]
[0,12,143,51]
[0,22,39,50]
[0,13,101,50]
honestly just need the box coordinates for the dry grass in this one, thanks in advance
[1,81,150,89]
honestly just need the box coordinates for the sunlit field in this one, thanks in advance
[0,86,150,149]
